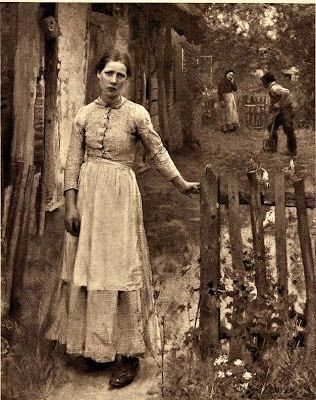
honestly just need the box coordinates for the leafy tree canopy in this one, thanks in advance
[199,4,314,87]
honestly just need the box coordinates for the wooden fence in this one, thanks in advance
[199,165,316,362]
[202,90,270,129]
[1,162,43,317]
[237,91,270,129]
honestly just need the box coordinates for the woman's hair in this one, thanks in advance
[95,48,132,77]
[225,69,234,76]
[261,72,276,85]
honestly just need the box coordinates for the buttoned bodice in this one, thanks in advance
[64,97,180,191]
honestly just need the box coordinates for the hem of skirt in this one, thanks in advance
[46,334,147,363]
[70,280,144,292]
[68,349,116,363]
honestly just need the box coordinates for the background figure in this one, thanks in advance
[217,69,239,133]
[261,72,297,157]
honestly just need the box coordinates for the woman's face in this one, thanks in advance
[97,60,128,98]
[226,71,234,81]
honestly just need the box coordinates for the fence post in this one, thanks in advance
[293,178,316,362]
[200,164,220,359]
[247,171,268,297]
[274,172,289,321]
[227,173,245,361]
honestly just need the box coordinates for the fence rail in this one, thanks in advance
[199,164,316,362]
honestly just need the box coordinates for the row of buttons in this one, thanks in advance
[101,107,111,155]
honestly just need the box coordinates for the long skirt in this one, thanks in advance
[46,158,161,362]
[218,92,239,132]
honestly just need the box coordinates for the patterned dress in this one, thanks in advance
[46,96,180,362]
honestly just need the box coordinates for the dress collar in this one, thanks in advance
[94,95,127,109]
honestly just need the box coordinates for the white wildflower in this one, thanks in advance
[217,371,226,379]
[213,354,228,365]
[233,359,245,366]
[243,371,253,380]
[226,370,233,376]
[240,382,249,389]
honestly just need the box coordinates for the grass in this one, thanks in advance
[1,318,66,400]
[162,342,316,400]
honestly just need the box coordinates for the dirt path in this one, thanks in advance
[46,358,160,400]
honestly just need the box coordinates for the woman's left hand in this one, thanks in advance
[172,175,200,196]
[181,181,200,196]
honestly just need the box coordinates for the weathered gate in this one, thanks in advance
[199,164,316,362]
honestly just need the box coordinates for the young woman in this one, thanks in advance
[217,69,240,133]
[46,48,199,388]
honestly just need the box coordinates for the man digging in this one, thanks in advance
[261,72,297,157]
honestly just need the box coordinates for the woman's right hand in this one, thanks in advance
[64,189,80,236]
[65,206,81,236]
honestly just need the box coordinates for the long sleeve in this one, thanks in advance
[218,81,225,101]
[230,81,238,92]
[135,106,180,181]
[218,79,237,101]
[64,107,86,191]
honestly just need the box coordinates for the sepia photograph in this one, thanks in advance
[1,2,315,399]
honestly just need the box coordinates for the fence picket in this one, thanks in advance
[275,173,289,320]
[293,178,316,361]
[227,174,245,360]
[10,165,35,316]
[1,184,13,241]
[200,164,220,359]
[3,162,27,316]
[247,171,268,297]
[238,90,269,128]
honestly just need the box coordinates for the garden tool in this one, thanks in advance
[263,112,277,152]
